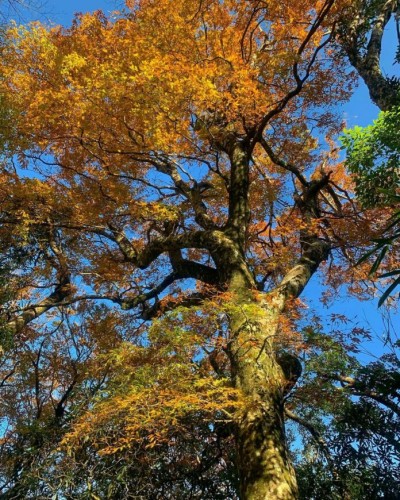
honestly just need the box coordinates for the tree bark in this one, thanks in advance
[338,0,399,111]
[227,270,298,500]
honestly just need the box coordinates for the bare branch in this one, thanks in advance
[259,138,308,186]
[284,407,332,459]
[249,0,336,150]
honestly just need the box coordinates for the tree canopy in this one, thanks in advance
[0,0,399,498]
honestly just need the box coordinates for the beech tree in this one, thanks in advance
[0,0,398,498]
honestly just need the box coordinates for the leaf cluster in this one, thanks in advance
[342,106,400,207]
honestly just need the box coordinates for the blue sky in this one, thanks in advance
[13,0,122,24]
[13,0,400,360]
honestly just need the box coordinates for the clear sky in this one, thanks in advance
[10,0,400,360]
[45,0,122,21]
[12,0,122,24]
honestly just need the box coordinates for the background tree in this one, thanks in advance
[338,0,400,111]
[342,110,400,304]
[284,3,400,495]
[338,0,400,303]
[287,319,400,499]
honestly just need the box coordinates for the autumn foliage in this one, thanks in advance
[0,0,398,498]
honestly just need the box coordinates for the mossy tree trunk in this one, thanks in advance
[209,139,329,499]
[227,270,299,500]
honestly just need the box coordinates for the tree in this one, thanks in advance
[338,0,400,304]
[288,320,400,499]
[0,1,394,498]
[279,2,400,495]
[337,0,400,111]
[342,110,400,304]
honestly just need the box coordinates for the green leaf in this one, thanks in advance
[369,246,389,275]
[378,276,400,307]
[356,246,382,265]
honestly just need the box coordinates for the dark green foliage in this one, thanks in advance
[292,332,400,499]
[297,396,400,500]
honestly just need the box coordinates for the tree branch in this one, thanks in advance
[274,177,331,305]
[150,155,217,230]
[327,373,400,416]
[259,138,308,186]
[141,291,208,320]
[338,0,399,110]
[249,0,336,150]
[284,407,332,461]
[168,250,220,286]
[6,276,73,335]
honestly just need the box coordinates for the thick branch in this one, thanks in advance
[121,262,219,313]
[0,368,16,388]
[141,291,207,320]
[168,250,220,285]
[134,231,214,269]
[4,225,230,333]
[54,374,78,421]
[105,228,215,270]
[274,178,331,305]
[339,0,399,110]
[276,237,330,304]
[8,259,219,327]
[6,277,73,335]
[3,224,75,335]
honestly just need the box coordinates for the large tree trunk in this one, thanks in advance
[227,271,298,499]
[234,353,298,500]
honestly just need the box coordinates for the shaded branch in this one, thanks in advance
[54,373,78,421]
[168,250,220,286]
[6,276,73,335]
[8,259,219,326]
[284,407,332,461]
[141,291,208,320]
[327,373,400,416]
[0,368,16,388]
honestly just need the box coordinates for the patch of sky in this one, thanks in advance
[304,271,399,365]
[7,0,123,25]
